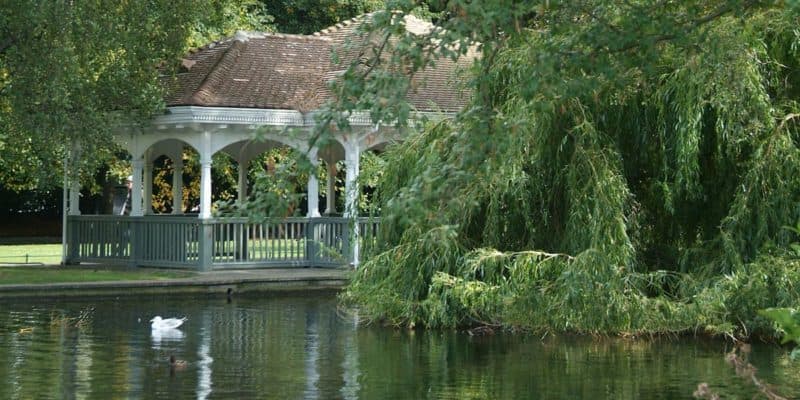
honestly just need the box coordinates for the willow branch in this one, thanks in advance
[0,36,14,54]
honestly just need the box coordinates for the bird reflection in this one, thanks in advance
[151,328,185,349]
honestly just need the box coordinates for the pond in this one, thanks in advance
[0,292,797,399]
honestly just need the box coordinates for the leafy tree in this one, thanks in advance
[0,0,270,190]
[339,1,800,336]
[761,308,800,359]
[260,0,384,34]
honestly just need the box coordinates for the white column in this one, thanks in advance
[237,158,249,205]
[307,154,321,218]
[131,158,144,217]
[143,161,153,215]
[344,144,361,268]
[344,147,360,218]
[199,154,212,219]
[324,161,337,215]
[172,158,183,214]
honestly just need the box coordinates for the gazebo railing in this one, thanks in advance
[66,215,379,270]
[68,215,133,262]
[209,217,310,267]
[138,216,201,267]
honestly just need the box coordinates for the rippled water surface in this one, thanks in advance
[0,292,797,399]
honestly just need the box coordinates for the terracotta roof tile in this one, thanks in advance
[162,14,472,114]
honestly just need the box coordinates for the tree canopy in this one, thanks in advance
[341,1,800,338]
[0,0,272,190]
[262,0,384,34]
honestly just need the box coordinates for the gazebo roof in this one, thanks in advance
[162,14,471,113]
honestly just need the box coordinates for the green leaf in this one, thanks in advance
[759,308,800,345]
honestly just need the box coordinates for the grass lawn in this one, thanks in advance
[0,244,63,265]
[0,243,193,284]
[0,266,194,285]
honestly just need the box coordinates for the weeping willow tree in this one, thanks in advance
[338,1,800,337]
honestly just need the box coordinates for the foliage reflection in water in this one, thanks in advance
[0,293,797,399]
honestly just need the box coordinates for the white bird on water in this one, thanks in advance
[150,316,187,330]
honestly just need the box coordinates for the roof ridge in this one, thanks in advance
[313,12,435,38]
[187,29,332,54]
[236,30,332,42]
[188,38,248,105]
[187,36,236,54]
[313,13,372,36]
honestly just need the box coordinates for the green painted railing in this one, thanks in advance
[68,215,132,262]
[66,215,379,270]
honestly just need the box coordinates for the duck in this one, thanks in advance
[150,316,187,330]
[169,355,188,372]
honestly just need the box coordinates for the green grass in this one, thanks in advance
[0,266,194,285]
[0,244,63,265]
[0,244,193,284]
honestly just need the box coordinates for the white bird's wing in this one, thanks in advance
[163,317,187,330]
[151,317,187,330]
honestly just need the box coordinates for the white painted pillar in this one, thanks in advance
[199,154,212,219]
[143,161,153,215]
[172,158,183,214]
[344,144,361,267]
[237,158,249,205]
[344,147,360,218]
[325,161,337,215]
[199,131,213,219]
[307,154,321,218]
[131,158,144,217]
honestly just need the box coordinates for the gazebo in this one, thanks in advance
[64,15,469,270]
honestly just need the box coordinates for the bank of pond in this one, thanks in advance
[0,292,797,399]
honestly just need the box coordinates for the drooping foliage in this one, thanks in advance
[342,2,800,337]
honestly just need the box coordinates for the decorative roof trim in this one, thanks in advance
[152,106,454,128]
[156,106,307,126]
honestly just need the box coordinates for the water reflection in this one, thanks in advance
[196,310,213,400]
[151,328,185,348]
[74,325,92,400]
[340,329,360,400]
[303,309,320,400]
[0,294,797,399]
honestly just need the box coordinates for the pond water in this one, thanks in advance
[0,292,797,399]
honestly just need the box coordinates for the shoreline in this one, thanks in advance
[0,266,350,299]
